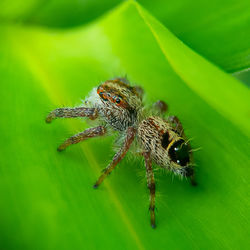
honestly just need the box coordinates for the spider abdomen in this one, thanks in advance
[138,116,171,167]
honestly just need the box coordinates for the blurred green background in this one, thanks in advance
[0,1,249,250]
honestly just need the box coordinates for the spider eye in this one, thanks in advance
[99,92,108,101]
[116,97,121,104]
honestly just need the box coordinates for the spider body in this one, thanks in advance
[46,78,196,228]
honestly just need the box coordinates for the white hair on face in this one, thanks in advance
[83,88,102,108]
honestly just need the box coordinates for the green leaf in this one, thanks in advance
[0,0,121,26]
[1,0,249,73]
[134,3,250,137]
[0,1,249,249]
[233,69,250,87]
[138,0,250,72]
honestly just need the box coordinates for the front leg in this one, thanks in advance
[46,107,98,123]
[57,126,106,151]
[93,127,136,188]
[143,152,156,228]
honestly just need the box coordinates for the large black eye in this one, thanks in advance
[169,139,190,166]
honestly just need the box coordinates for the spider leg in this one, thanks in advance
[93,127,136,188]
[134,86,144,99]
[190,174,197,186]
[143,152,156,228]
[46,107,98,123]
[57,126,106,152]
[153,100,168,115]
[168,115,184,137]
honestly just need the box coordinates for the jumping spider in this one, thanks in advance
[46,78,196,228]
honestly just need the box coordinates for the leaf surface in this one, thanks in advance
[1,0,249,72]
[0,1,249,249]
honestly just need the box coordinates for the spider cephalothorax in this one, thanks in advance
[46,78,196,228]
[86,79,142,131]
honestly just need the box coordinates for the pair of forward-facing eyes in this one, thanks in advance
[99,91,123,105]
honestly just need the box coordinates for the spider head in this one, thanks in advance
[97,79,142,110]
[97,79,142,130]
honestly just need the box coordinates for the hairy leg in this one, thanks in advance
[46,107,98,123]
[134,86,144,99]
[190,175,197,186]
[168,115,184,137]
[57,126,106,152]
[153,100,168,115]
[93,127,136,188]
[143,152,156,228]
